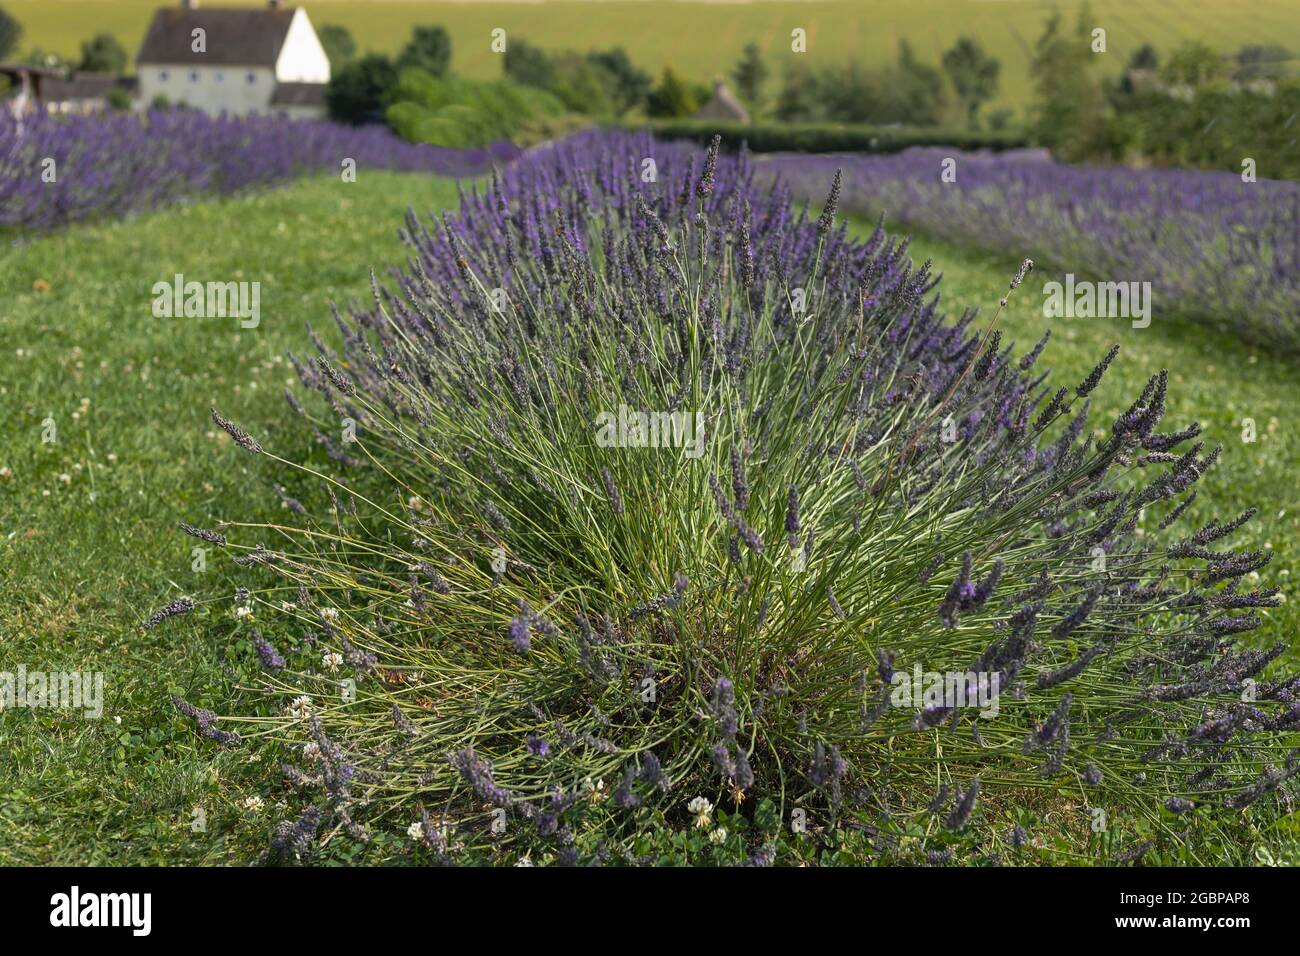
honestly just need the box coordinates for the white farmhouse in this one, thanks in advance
[136,0,330,118]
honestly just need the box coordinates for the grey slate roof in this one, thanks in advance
[137,7,297,66]
[41,72,123,102]
[270,80,326,107]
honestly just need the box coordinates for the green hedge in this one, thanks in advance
[631,119,1030,154]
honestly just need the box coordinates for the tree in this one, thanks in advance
[1162,41,1223,87]
[78,32,128,73]
[775,61,820,122]
[732,42,769,114]
[326,53,397,125]
[942,37,1000,127]
[586,47,651,115]
[398,25,451,78]
[317,24,356,69]
[504,38,556,89]
[0,5,21,63]
[1028,6,1120,161]
[645,66,697,118]
[546,52,615,116]
[890,40,946,125]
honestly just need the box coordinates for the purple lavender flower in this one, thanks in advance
[143,597,195,630]
[253,631,285,671]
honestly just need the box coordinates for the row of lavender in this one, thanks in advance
[167,129,1298,862]
[0,110,521,232]
[760,149,1300,354]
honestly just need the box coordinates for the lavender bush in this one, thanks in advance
[760,148,1300,354]
[0,110,521,232]
[169,131,1297,864]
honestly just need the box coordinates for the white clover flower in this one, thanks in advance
[688,796,714,828]
[242,795,265,813]
[288,695,313,720]
[280,601,297,612]
[407,821,424,842]
[302,741,322,761]
[709,827,727,845]
[234,605,254,620]
[320,607,339,623]
[323,651,343,673]
[514,857,534,867]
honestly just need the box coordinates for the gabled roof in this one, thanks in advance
[270,81,326,107]
[137,7,297,66]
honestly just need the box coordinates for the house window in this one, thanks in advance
[246,72,256,84]
[189,71,199,82]
[159,70,169,81]
[215,72,224,83]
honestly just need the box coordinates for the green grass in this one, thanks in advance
[1,172,1295,865]
[10,0,1300,113]
[0,172,464,863]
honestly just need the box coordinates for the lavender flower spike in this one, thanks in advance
[211,407,263,454]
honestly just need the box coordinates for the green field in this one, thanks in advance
[8,0,1300,113]
[2,169,1297,864]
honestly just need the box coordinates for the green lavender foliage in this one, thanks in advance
[177,133,1298,863]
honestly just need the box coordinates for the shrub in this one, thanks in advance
[327,53,398,126]
[176,131,1297,865]
[773,42,949,127]
[77,32,128,74]
[639,119,1029,154]
[646,67,697,118]
[384,68,566,148]
[506,40,652,118]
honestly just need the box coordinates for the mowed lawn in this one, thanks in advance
[0,172,462,864]
[1,170,1296,864]
[10,0,1300,113]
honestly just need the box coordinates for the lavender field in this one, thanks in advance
[3,118,1298,877]
[0,111,519,231]
[762,148,1300,354]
